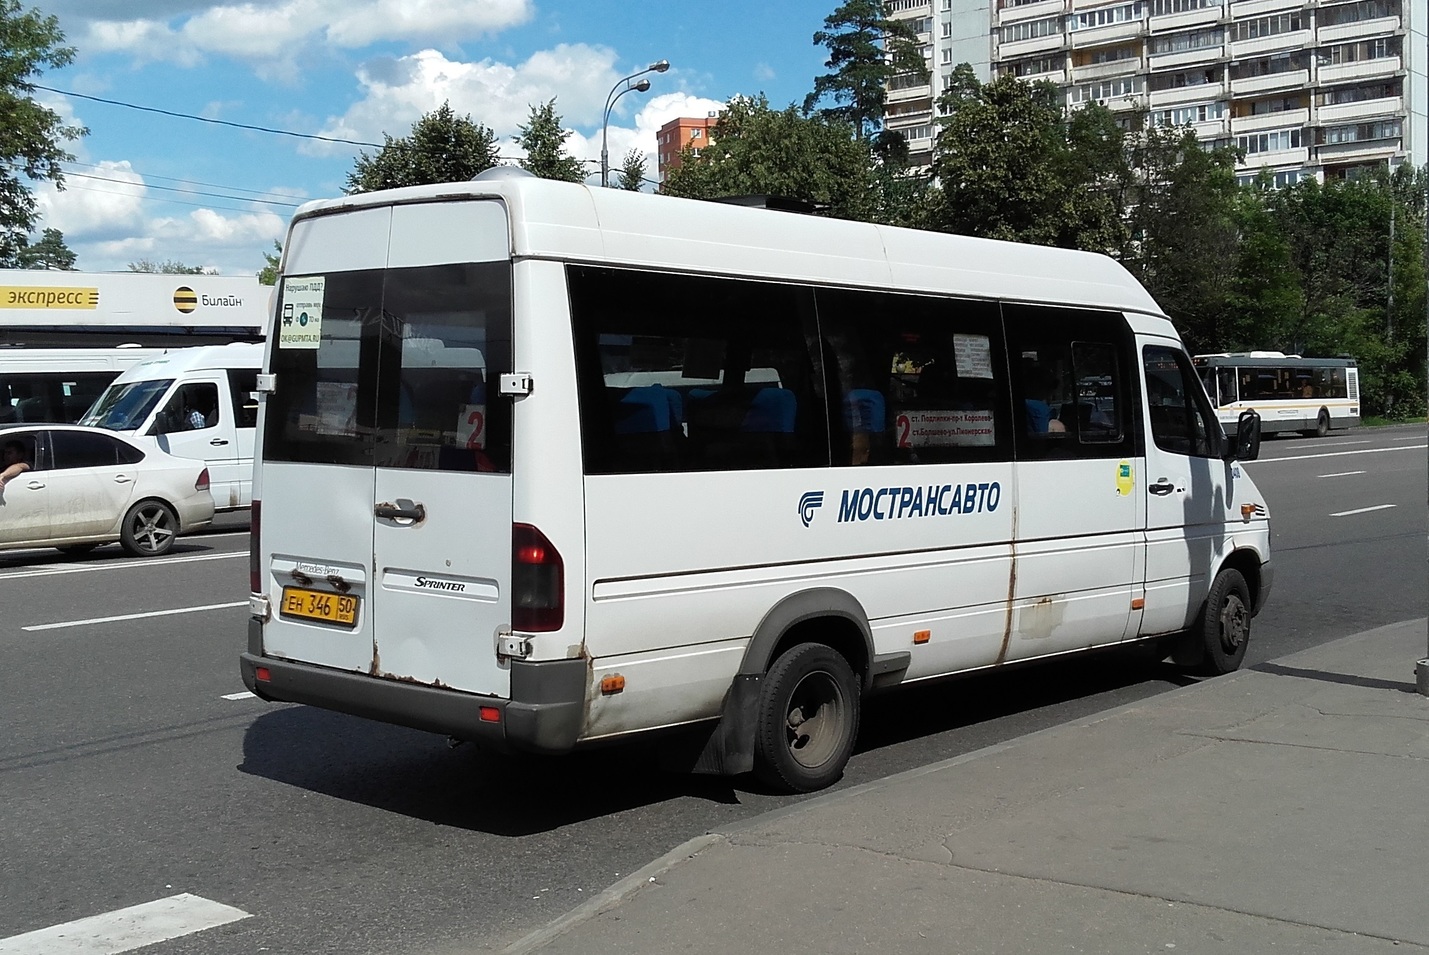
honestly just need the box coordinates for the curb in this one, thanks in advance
[499,833,725,955]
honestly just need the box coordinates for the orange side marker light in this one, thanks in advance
[600,674,626,695]
[913,630,931,645]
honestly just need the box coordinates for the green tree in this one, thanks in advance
[514,99,586,183]
[805,0,928,140]
[128,259,212,274]
[0,1,86,267]
[617,148,647,191]
[257,240,281,285]
[1117,122,1241,352]
[14,226,75,269]
[345,102,501,194]
[661,95,877,221]
[923,68,1122,249]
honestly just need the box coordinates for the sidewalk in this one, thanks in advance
[506,619,1429,955]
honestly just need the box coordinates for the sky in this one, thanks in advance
[26,0,842,277]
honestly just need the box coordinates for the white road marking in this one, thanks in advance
[0,893,250,954]
[23,601,248,632]
[1252,444,1426,464]
[0,551,244,582]
[221,691,256,701]
[1317,470,1366,478]
[1391,434,1427,441]
[1299,439,1372,448]
[1330,504,1397,517]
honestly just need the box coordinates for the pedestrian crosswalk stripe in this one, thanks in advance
[0,893,250,954]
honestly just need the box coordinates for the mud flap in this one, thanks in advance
[689,673,761,776]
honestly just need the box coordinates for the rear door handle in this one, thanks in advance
[1149,479,1176,496]
[114,474,133,484]
[374,501,426,523]
[209,438,230,446]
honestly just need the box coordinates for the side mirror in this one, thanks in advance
[1228,409,1261,462]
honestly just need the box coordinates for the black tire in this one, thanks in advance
[56,543,100,556]
[754,643,860,794]
[1315,409,1330,437]
[1192,568,1251,676]
[120,500,178,557]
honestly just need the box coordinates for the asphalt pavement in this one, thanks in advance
[507,618,1429,955]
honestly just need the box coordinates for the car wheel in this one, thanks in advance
[1315,409,1330,437]
[1187,568,1251,676]
[754,643,860,794]
[121,500,178,557]
[56,543,100,556]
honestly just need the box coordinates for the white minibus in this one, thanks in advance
[240,169,1272,793]
[81,343,262,511]
[0,346,167,424]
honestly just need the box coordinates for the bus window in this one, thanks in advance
[1216,368,1238,407]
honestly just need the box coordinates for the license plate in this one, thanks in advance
[280,587,359,627]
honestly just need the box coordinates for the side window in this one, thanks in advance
[570,265,826,474]
[816,288,1012,466]
[158,382,220,433]
[1143,345,1220,457]
[1216,368,1238,407]
[1,431,39,473]
[50,430,126,469]
[1005,305,1135,460]
[228,369,259,428]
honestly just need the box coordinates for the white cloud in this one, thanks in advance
[33,162,286,273]
[80,0,534,70]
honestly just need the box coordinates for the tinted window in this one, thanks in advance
[228,369,259,428]
[1144,345,1220,457]
[816,288,1012,466]
[264,263,513,472]
[570,266,827,474]
[0,372,117,424]
[51,430,131,469]
[156,382,219,433]
[1004,305,1136,460]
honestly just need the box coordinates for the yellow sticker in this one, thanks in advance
[1116,460,1134,497]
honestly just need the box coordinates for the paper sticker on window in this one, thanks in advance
[953,334,994,379]
[279,276,325,349]
[314,380,357,437]
[895,409,995,447]
[456,404,486,449]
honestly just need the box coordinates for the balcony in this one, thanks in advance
[1149,82,1229,105]
[1231,67,1310,93]
[1314,95,1402,125]
[1191,116,1231,137]
[1316,55,1401,85]
[996,0,1068,24]
[1068,20,1148,47]
[997,33,1071,58]
[1236,145,1310,169]
[1071,56,1144,80]
[1316,16,1400,44]
[1228,0,1302,17]
[1229,29,1312,58]
[1149,6,1223,32]
[1315,138,1403,164]
[887,82,934,104]
[1231,106,1311,132]
[1148,45,1228,70]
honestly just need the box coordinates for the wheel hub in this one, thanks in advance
[1220,594,1248,652]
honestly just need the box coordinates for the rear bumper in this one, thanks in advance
[240,619,587,754]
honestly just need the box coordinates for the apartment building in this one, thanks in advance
[885,0,1427,183]
[655,113,720,180]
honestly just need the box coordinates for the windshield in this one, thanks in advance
[80,378,174,431]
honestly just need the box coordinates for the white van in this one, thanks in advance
[81,342,262,511]
[240,170,1271,793]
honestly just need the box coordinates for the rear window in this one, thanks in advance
[262,263,512,471]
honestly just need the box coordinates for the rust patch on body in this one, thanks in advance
[996,506,1019,665]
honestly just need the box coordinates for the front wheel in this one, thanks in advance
[121,500,178,557]
[1188,568,1251,676]
[754,643,860,793]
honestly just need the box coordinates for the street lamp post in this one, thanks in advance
[601,59,669,187]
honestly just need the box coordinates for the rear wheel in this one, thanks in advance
[120,500,177,557]
[754,643,860,794]
[1315,409,1330,437]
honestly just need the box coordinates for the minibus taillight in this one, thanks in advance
[512,523,563,632]
[249,500,262,595]
[195,468,210,492]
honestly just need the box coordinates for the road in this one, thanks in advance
[0,424,1423,954]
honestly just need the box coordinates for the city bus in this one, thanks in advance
[0,346,168,424]
[1193,352,1359,438]
[240,168,1271,793]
